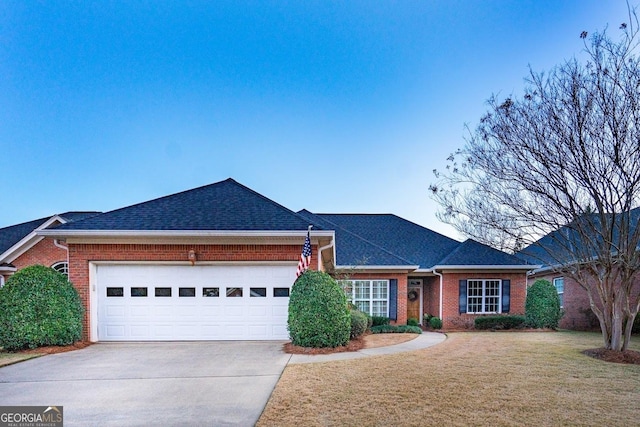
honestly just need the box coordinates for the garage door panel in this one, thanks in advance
[97,264,294,341]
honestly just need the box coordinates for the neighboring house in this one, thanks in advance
[0,212,101,286]
[519,211,640,330]
[36,178,536,342]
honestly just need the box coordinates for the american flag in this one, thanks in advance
[296,230,312,277]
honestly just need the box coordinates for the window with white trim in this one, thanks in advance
[343,280,389,317]
[467,279,501,314]
[553,277,564,308]
[51,262,68,276]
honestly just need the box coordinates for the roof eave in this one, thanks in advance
[37,229,335,239]
[335,264,419,271]
[0,215,67,263]
[431,264,540,271]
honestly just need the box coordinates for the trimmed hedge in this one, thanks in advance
[525,279,562,329]
[350,309,369,339]
[407,318,419,327]
[474,315,526,330]
[372,316,390,327]
[429,317,443,330]
[0,265,84,351]
[370,325,422,334]
[288,271,350,348]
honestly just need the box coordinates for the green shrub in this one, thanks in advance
[350,309,369,339]
[372,316,390,326]
[288,271,350,348]
[525,279,563,329]
[429,317,443,330]
[474,315,526,330]
[407,318,419,327]
[423,313,433,324]
[0,265,84,351]
[370,324,422,334]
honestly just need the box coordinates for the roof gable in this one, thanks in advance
[58,179,318,231]
[0,211,101,262]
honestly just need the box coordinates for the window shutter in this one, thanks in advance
[459,279,467,314]
[501,279,511,313]
[389,279,398,321]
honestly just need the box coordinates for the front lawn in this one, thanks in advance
[0,352,42,367]
[258,332,640,426]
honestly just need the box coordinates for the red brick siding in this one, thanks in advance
[440,272,527,329]
[348,273,408,325]
[69,243,317,341]
[11,238,68,271]
[422,276,439,319]
[528,273,640,331]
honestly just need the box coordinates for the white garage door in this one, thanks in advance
[96,264,295,341]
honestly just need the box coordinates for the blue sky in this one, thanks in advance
[0,1,630,238]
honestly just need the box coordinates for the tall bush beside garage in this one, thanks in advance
[0,265,84,351]
[288,270,350,348]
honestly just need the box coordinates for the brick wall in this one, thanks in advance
[12,238,68,270]
[440,271,528,330]
[69,243,317,340]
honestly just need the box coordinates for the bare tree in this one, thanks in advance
[430,11,640,351]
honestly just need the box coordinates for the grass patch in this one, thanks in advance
[0,352,42,367]
[258,332,640,426]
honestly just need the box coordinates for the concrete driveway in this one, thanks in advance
[0,342,290,426]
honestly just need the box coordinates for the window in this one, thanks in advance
[179,287,196,297]
[250,288,266,297]
[106,287,124,297]
[273,287,290,297]
[155,287,172,297]
[51,262,68,276]
[203,287,219,297]
[467,279,501,314]
[343,280,389,317]
[553,277,564,308]
[131,287,148,297]
[226,287,243,297]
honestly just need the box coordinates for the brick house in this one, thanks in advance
[0,212,100,286]
[8,178,535,342]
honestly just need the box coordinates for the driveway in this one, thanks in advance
[0,342,290,426]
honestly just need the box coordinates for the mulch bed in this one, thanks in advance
[284,337,366,355]
[17,341,92,355]
[582,348,640,365]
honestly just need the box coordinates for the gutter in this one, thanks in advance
[37,229,336,238]
[53,239,69,268]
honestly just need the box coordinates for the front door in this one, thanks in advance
[407,279,422,324]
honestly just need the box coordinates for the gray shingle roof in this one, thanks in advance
[0,212,101,256]
[312,213,459,268]
[297,210,414,267]
[303,213,531,269]
[57,178,319,231]
[435,239,528,266]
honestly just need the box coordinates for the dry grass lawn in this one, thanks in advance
[258,332,640,427]
[0,352,41,367]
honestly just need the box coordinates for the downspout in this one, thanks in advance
[54,239,69,268]
[431,269,444,319]
[318,241,335,272]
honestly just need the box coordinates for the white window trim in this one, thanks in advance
[467,278,502,314]
[553,277,564,308]
[343,279,390,317]
[51,261,69,276]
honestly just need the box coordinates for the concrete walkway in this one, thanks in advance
[287,331,446,364]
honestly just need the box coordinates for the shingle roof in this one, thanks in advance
[0,212,100,256]
[297,210,414,267]
[435,239,528,266]
[57,178,319,231]
[302,213,532,269]
[311,214,460,268]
